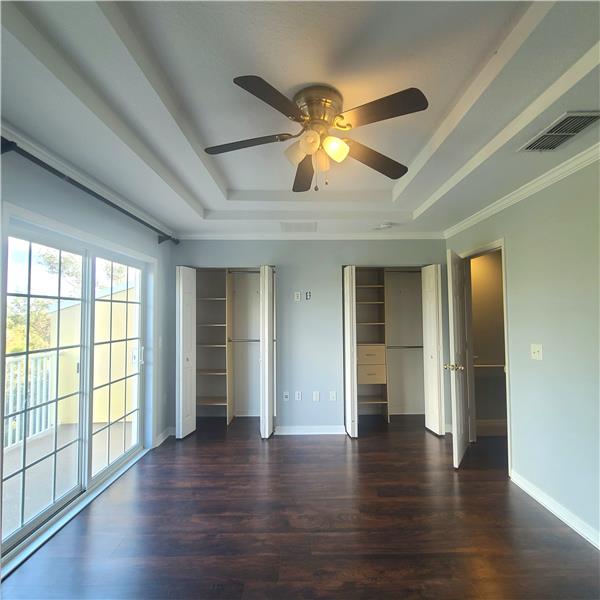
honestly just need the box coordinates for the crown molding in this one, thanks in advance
[176,231,444,241]
[392,2,553,202]
[444,142,600,239]
[2,122,175,236]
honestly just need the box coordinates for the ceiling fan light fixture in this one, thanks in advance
[299,129,321,155]
[322,135,350,163]
[284,140,306,166]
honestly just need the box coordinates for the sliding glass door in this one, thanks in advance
[3,238,84,544]
[2,236,145,553]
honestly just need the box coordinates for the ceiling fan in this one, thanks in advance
[205,76,428,192]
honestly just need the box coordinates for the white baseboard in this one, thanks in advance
[445,423,452,434]
[274,425,346,436]
[476,418,507,436]
[154,427,175,447]
[510,470,599,549]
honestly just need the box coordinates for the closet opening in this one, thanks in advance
[462,249,509,471]
[176,266,275,439]
[343,265,444,438]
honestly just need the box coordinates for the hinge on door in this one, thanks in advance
[139,346,145,367]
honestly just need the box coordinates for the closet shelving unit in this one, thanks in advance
[196,270,229,412]
[355,268,389,421]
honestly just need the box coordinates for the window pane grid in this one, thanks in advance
[92,259,141,480]
[3,238,85,543]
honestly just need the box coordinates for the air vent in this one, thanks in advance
[520,112,600,152]
[280,221,317,233]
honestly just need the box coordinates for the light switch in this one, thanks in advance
[530,343,543,361]
[283,391,289,402]
[312,391,320,402]
[295,391,302,401]
[294,291,301,302]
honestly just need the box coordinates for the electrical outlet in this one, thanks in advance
[305,291,312,300]
[294,292,301,302]
[329,391,336,402]
[312,391,320,402]
[295,391,302,402]
[283,391,289,402]
[530,343,543,361]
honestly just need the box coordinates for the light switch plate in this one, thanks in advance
[295,391,302,401]
[329,391,336,402]
[283,391,289,402]
[530,343,543,361]
[305,291,312,300]
[294,292,301,302]
[312,391,320,402]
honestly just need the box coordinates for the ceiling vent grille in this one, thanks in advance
[280,221,317,233]
[520,112,600,152]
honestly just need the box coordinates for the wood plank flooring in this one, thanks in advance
[3,416,598,599]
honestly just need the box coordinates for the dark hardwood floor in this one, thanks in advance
[3,416,598,599]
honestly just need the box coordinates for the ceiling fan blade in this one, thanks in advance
[347,139,408,179]
[234,76,305,122]
[292,155,314,192]
[335,88,428,129]
[205,133,293,155]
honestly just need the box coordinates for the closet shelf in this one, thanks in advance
[197,369,226,375]
[197,323,226,327]
[356,284,384,288]
[358,396,388,405]
[357,322,385,325]
[197,297,226,301]
[197,344,226,348]
[357,342,385,346]
[357,301,384,305]
[196,396,227,406]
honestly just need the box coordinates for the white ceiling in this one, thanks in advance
[1,1,599,239]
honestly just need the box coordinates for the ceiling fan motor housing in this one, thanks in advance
[293,85,343,135]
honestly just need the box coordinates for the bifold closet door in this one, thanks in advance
[259,266,275,438]
[422,264,444,435]
[176,266,197,439]
[343,266,358,438]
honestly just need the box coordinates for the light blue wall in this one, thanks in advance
[447,162,599,538]
[1,152,174,443]
[173,239,448,428]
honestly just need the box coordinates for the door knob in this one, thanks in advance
[457,365,465,371]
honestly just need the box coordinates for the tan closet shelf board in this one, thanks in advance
[197,369,227,375]
[357,343,385,346]
[358,396,388,405]
[196,396,227,406]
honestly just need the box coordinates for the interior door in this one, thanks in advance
[176,266,196,439]
[343,266,358,438]
[447,250,469,467]
[421,264,444,435]
[259,265,275,438]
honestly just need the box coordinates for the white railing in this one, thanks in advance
[4,354,55,448]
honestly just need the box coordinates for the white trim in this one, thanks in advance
[154,427,174,448]
[1,449,149,579]
[510,470,599,549]
[415,42,600,219]
[392,2,552,201]
[177,231,444,241]
[2,123,174,237]
[445,423,452,434]
[274,425,346,436]
[444,143,600,239]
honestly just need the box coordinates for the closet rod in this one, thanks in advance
[229,338,260,343]
[1,136,179,245]
[386,345,423,349]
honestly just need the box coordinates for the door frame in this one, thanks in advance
[456,238,512,475]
